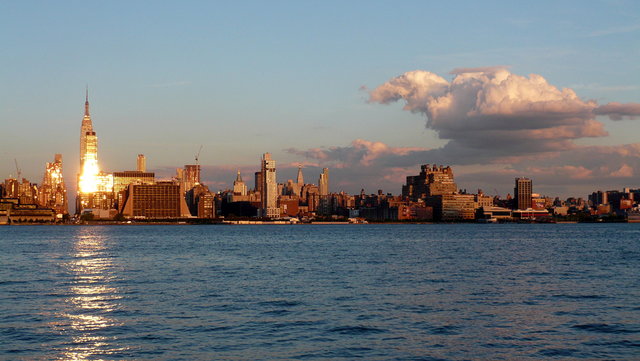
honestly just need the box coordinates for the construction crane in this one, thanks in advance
[14,159,22,180]
[195,145,203,166]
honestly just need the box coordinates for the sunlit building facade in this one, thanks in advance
[233,170,247,196]
[120,182,190,218]
[183,165,201,191]
[137,154,146,172]
[76,90,115,215]
[515,177,532,210]
[38,154,68,216]
[319,168,329,196]
[261,153,279,218]
[402,164,457,201]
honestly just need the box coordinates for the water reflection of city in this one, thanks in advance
[52,228,128,360]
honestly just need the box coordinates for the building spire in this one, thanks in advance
[236,169,243,182]
[84,85,90,117]
[296,164,304,185]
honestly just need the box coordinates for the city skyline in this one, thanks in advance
[2,1,640,198]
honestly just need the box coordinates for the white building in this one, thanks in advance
[261,153,279,218]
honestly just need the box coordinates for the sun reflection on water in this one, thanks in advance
[52,229,129,360]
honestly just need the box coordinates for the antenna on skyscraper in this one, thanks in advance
[195,145,203,165]
[14,159,22,180]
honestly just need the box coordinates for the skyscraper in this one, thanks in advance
[515,177,532,210]
[137,154,146,172]
[402,164,457,201]
[233,170,247,196]
[318,168,329,196]
[254,171,263,194]
[76,90,114,215]
[261,153,279,218]
[296,165,304,185]
[79,88,93,172]
[183,165,201,191]
[77,89,101,213]
[39,154,68,216]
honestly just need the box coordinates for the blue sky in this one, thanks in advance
[2,1,639,197]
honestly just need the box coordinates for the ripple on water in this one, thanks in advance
[571,323,640,334]
[583,339,640,348]
[258,299,303,307]
[2,224,639,360]
[536,347,582,357]
[328,325,387,335]
[551,294,610,300]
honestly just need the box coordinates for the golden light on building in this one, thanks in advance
[79,158,100,194]
[77,89,117,215]
[39,154,68,216]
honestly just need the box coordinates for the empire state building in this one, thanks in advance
[76,90,114,215]
[80,89,96,173]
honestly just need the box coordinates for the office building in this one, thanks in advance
[261,153,279,218]
[515,177,532,210]
[120,181,190,218]
[296,165,304,185]
[402,164,457,201]
[38,154,68,216]
[137,154,146,172]
[233,170,247,196]
[319,168,329,196]
[183,165,201,191]
[426,194,477,221]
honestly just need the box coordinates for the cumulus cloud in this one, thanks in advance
[286,67,640,196]
[368,68,623,161]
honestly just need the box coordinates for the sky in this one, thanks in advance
[1,0,639,199]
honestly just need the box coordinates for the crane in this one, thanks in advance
[195,145,203,166]
[14,159,22,180]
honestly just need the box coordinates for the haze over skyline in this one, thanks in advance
[2,1,639,198]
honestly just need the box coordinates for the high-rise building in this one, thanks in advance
[515,177,532,210]
[38,154,68,216]
[296,165,304,185]
[76,91,115,215]
[318,168,329,196]
[137,154,146,172]
[261,153,279,218]
[295,165,304,197]
[254,171,263,194]
[183,165,201,191]
[233,170,247,196]
[402,164,457,201]
[79,88,93,172]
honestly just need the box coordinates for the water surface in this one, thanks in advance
[1,224,639,360]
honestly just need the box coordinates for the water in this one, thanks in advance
[1,224,639,360]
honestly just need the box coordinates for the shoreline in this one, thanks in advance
[3,220,634,226]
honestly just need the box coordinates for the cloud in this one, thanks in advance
[368,68,640,162]
[594,102,640,120]
[610,164,634,178]
[286,139,428,168]
[284,67,640,196]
